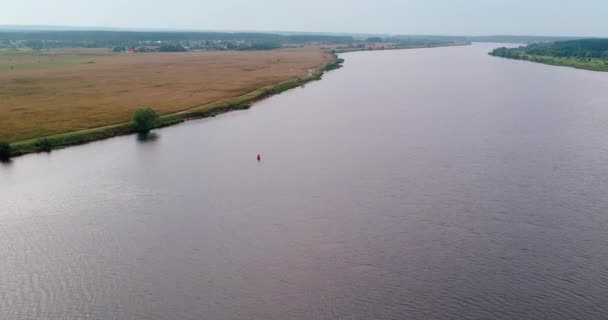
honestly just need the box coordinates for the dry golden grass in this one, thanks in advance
[0,47,331,141]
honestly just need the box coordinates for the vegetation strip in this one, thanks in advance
[6,55,344,158]
[333,41,470,53]
[490,39,608,72]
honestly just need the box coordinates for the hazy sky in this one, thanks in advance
[2,0,607,36]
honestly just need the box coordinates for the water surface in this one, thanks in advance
[3,43,608,319]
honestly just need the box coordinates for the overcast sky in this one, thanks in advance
[2,0,607,37]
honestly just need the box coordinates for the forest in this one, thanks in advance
[0,31,354,50]
[489,39,608,72]
[491,39,608,59]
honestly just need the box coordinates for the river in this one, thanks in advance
[2,43,608,319]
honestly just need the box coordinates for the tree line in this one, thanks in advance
[491,39,608,59]
[0,31,354,50]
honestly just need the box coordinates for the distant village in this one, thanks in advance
[0,39,284,52]
[115,40,270,52]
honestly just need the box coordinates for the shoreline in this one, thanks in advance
[332,41,471,54]
[8,54,344,158]
[489,53,608,72]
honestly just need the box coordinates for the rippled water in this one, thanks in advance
[3,43,608,319]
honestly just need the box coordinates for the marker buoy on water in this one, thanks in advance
[257,154,261,161]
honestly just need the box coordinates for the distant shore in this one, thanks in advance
[490,53,608,72]
[333,41,471,53]
[489,40,608,72]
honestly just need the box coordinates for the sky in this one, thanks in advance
[2,0,608,37]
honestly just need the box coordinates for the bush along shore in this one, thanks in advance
[7,54,345,159]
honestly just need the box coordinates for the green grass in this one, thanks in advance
[321,58,345,72]
[494,52,608,72]
[11,115,184,156]
[530,55,608,72]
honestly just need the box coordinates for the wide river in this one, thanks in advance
[3,43,608,319]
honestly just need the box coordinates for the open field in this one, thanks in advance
[0,47,332,142]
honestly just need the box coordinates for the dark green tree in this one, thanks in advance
[35,138,52,152]
[133,108,159,133]
[0,141,11,160]
[159,44,186,52]
[366,37,383,43]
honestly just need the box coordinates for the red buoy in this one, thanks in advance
[257,154,261,161]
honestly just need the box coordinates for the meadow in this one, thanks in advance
[0,47,332,142]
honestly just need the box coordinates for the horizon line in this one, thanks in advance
[0,24,601,39]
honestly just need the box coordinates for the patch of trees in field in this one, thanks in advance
[133,108,159,133]
[237,41,282,51]
[159,44,186,52]
[0,141,11,161]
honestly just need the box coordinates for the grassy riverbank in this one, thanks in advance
[490,39,608,72]
[333,41,470,53]
[491,53,608,72]
[8,55,344,157]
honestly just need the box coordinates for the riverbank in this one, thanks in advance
[490,53,608,72]
[8,55,344,158]
[489,40,608,72]
[333,41,470,53]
